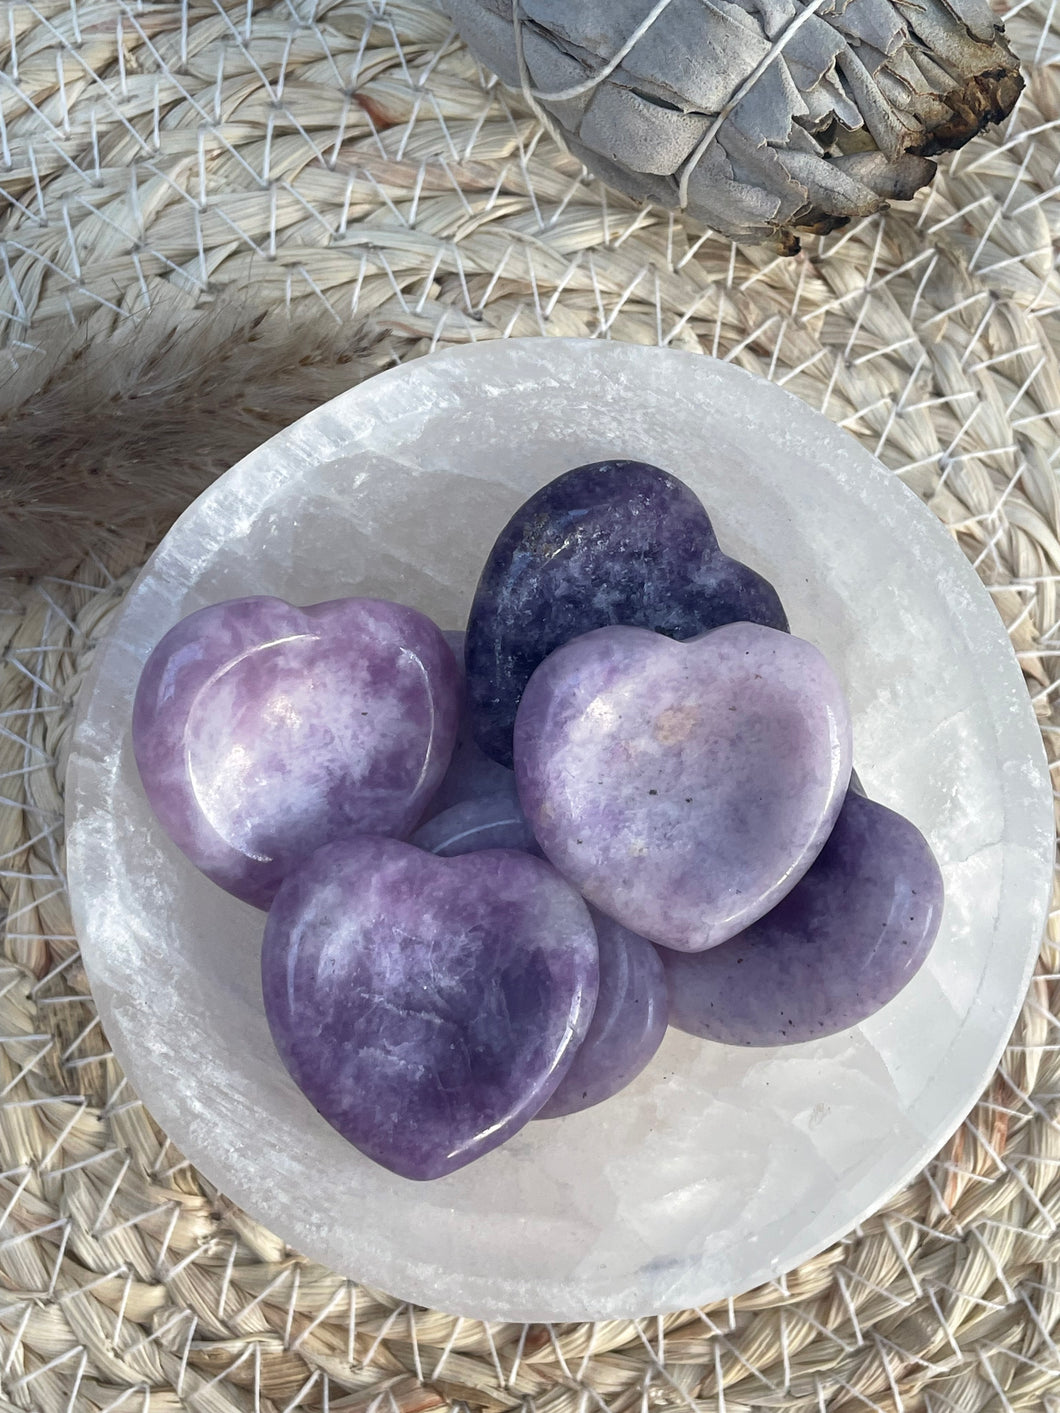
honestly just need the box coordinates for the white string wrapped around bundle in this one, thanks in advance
[444,0,1025,244]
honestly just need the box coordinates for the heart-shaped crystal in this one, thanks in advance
[661,792,944,1044]
[261,836,599,1179]
[515,621,852,951]
[410,786,534,856]
[536,910,668,1120]
[466,460,788,766]
[133,596,459,909]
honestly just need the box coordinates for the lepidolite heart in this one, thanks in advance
[133,597,459,909]
[261,837,599,1180]
[536,911,668,1120]
[661,792,944,1044]
[466,460,789,767]
[410,786,535,856]
[515,621,852,952]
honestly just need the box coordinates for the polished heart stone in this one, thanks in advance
[661,792,944,1044]
[515,621,852,952]
[133,597,460,910]
[261,836,599,1180]
[466,460,789,766]
[536,911,669,1119]
[410,786,536,857]
[409,793,669,1119]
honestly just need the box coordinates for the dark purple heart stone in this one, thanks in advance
[133,596,460,909]
[466,460,788,766]
[261,836,600,1180]
[661,792,944,1045]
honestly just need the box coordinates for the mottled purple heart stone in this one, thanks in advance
[661,792,944,1044]
[515,621,852,952]
[261,837,599,1180]
[466,460,789,767]
[410,786,535,856]
[536,911,669,1120]
[133,597,460,910]
[410,793,669,1120]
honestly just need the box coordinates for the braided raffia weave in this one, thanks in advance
[3,0,1060,1408]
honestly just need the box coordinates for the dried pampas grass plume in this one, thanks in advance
[0,301,382,581]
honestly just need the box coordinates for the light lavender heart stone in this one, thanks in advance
[535,911,668,1119]
[514,622,852,951]
[133,596,460,910]
[411,793,669,1119]
[261,836,599,1180]
[661,792,944,1044]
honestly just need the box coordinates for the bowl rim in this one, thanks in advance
[66,336,1056,1321]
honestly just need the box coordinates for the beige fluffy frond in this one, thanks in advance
[0,300,383,580]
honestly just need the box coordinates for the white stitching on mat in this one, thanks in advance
[1,2,1060,1410]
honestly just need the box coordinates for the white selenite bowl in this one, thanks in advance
[66,339,1054,1322]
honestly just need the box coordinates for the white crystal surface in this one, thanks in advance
[66,339,1054,1322]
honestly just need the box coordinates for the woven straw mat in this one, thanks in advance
[3,0,1060,1409]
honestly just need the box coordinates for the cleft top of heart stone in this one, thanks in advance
[465,460,789,767]
[514,621,852,952]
